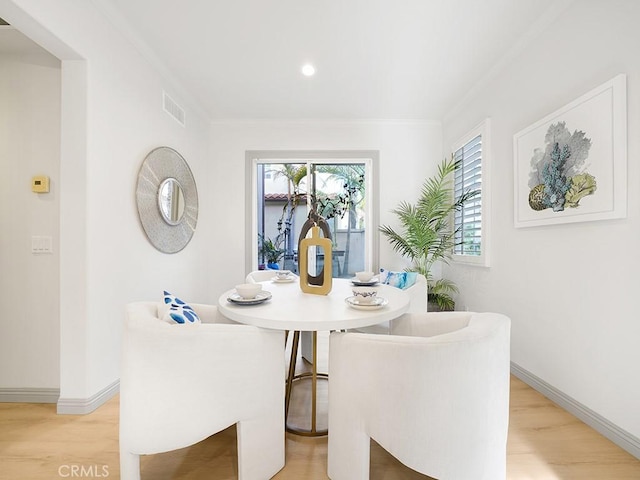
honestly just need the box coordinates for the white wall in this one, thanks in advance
[0,40,61,391]
[208,120,442,297]
[443,0,640,441]
[2,0,212,407]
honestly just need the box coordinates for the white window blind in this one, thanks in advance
[453,134,482,256]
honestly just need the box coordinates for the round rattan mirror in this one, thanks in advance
[136,147,198,253]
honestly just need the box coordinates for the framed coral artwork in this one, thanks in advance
[513,74,627,228]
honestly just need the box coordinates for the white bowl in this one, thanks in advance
[352,286,378,304]
[355,271,375,282]
[235,283,263,299]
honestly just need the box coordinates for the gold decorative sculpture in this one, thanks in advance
[298,210,332,295]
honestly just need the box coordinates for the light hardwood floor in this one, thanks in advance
[2,339,640,479]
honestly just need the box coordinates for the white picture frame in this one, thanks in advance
[513,74,627,228]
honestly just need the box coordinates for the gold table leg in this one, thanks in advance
[285,331,299,421]
[285,330,328,436]
[311,331,317,432]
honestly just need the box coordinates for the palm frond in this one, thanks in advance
[379,156,478,310]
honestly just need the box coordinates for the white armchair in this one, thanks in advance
[328,311,511,480]
[403,272,428,313]
[120,302,285,480]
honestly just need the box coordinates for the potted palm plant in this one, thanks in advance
[379,156,479,311]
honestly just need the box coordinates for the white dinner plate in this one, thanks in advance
[345,296,388,310]
[227,291,272,305]
[271,276,296,283]
[351,277,379,286]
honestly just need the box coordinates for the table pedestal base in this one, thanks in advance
[285,331,328,436]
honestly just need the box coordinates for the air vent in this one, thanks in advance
[162,91,185,127]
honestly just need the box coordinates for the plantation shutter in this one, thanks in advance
[453,134,482,255]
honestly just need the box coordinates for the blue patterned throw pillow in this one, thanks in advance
[162,291,200,324]
[379,269,418,290]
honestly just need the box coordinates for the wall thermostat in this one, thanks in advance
[32,176,50,193]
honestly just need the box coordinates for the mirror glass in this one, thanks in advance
[158,177,185,225]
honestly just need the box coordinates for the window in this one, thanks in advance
[246,151,379,278]
[452,120,490,266]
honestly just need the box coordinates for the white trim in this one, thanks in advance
[0,388,60,404]
[56,380,119,415]
[511,362,640,460]
[452,118,491,267]
[213,119,440,126]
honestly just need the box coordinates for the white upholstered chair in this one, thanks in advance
[120,302,285,480]
[399,272,428,313]
[328,311,511,480]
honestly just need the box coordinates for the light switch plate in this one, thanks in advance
[31,236,53,253]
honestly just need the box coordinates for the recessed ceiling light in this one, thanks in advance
[301,64,316,77]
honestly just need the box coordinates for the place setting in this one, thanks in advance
[345,279,388,311]
[227,283,272,305]
[350,270,380,286]
[270,269,296,283]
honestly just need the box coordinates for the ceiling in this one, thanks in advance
[8,1,569,121]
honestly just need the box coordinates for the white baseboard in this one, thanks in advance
[511,362,640,460]
[0,388,60,403]
[56,379,119,415]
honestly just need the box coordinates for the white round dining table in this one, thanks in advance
[217,277,410,436]
[217,277,410,332]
